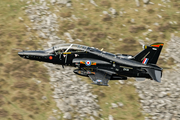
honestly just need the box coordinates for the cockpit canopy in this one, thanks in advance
[44,44,88,54]
[44,43,118,58]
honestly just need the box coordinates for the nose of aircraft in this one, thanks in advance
[18,50,50,59]
[18,51,24,57]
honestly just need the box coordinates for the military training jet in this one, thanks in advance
[18,42,164,86]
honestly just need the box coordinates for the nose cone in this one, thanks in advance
[18,52,24,56]
[18,51,24,57]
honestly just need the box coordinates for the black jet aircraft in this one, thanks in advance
[18,42,164,86]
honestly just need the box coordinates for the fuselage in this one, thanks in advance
[18,44,162,80]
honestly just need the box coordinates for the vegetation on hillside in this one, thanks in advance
[53,0,180,119]
[0,1,58,120]
[0,0,179,120]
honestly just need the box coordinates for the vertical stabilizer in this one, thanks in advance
[134,43,164,64]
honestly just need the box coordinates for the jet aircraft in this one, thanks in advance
[18,42,164,86]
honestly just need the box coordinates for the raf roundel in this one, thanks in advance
[85,60,91,66]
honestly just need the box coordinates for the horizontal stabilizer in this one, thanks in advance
[136,78,145,81]
[145,68,161,82]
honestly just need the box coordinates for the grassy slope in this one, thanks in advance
[0,0,180,120]
[82,77,144,120]
[58,0,180,55]
[0,1,58,120]
[55,0,180,119]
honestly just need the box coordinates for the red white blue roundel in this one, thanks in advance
[85,60,91,66]
[96,80,102,82]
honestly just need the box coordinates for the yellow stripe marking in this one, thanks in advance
[63,52,71,54]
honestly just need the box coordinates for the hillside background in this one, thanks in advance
[0,0,179,120]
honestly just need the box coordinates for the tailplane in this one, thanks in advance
[133,42,164,64]
[145,68,162,82]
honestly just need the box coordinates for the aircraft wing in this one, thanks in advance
[72,58,111,65]
[88,70,111,86]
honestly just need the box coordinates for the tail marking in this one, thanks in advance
[134,42,164,64]
[142,58,149,64]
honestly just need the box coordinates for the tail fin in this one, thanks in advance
[134,42,164,64]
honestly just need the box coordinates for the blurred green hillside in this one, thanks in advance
[0,0,58,120]
[0,0,179,120]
